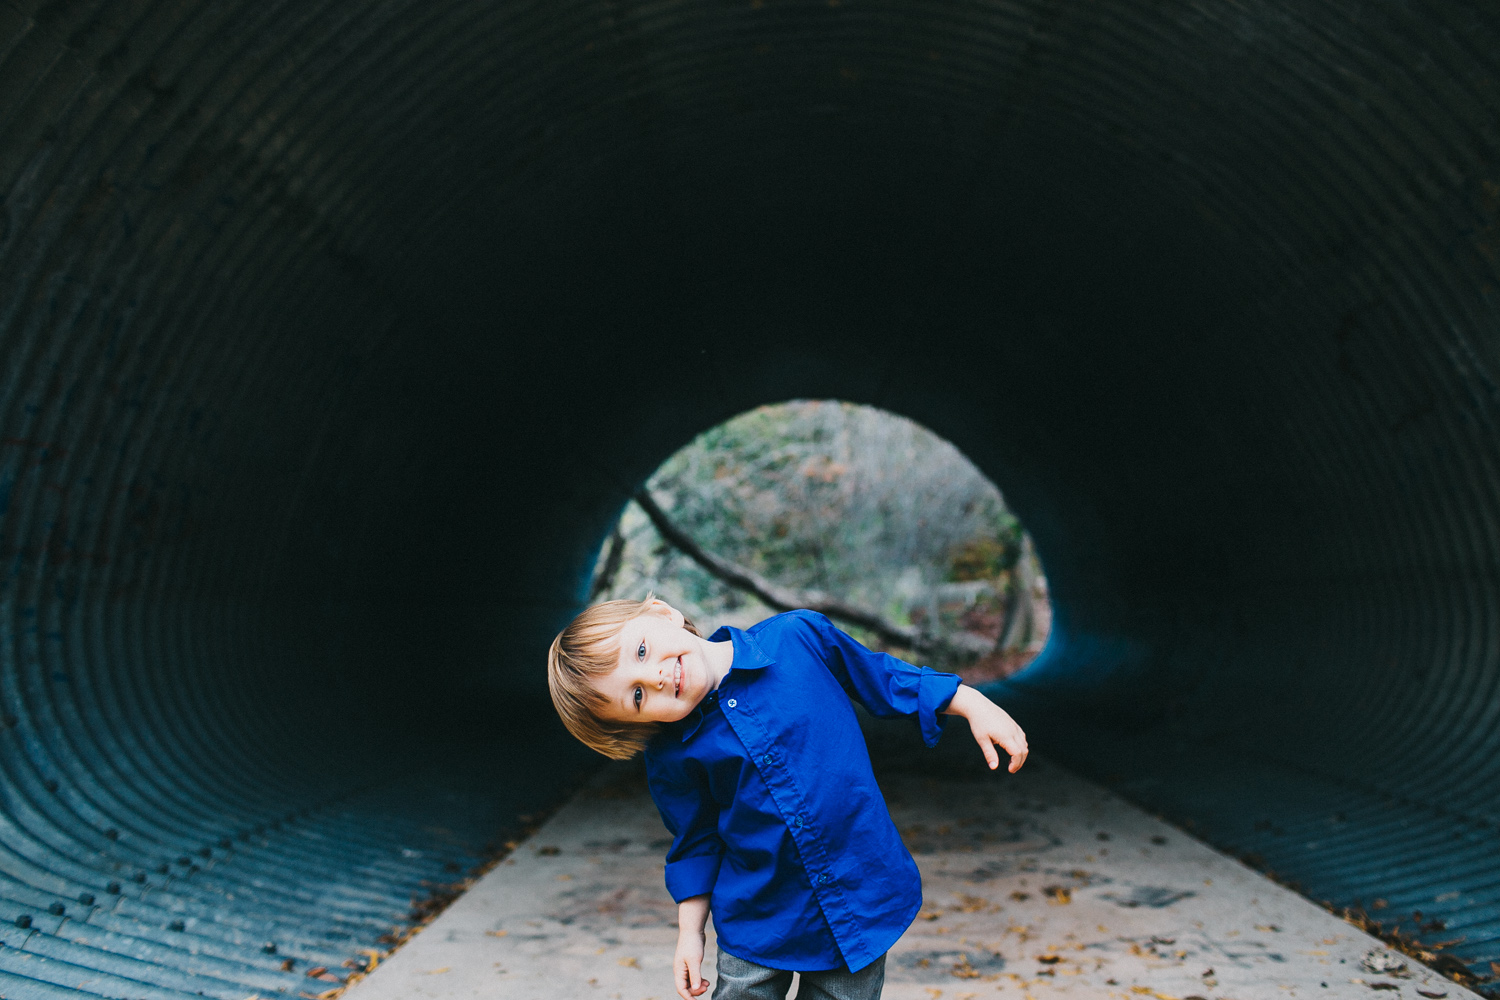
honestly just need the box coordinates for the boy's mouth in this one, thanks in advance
[675,657,682,697]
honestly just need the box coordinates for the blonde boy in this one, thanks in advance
[549,598,1027,1000]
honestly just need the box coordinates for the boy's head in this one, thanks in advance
[547,596,704,759]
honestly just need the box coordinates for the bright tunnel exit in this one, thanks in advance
[589,400,1051,685]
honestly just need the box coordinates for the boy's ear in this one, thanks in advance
[643,598,685,627]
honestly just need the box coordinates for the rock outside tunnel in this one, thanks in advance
[0,1,1499,997]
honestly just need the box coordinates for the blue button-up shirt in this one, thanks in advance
[644,610,962,973]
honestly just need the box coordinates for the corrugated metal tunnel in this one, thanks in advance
[2,0,1500,995]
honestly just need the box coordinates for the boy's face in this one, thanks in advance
[592,601,717,724]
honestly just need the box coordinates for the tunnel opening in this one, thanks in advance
[587,399,1053,684]
[1,0,1499,995]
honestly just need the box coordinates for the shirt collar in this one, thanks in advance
[671,626,775,742]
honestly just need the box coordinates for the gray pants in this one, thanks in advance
[713,949,885,1000]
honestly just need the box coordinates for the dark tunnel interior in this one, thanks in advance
[2,0,1500,995]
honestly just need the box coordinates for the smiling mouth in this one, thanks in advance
[675,657,682,697]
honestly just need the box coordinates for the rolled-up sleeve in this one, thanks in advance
[805,611,962,747]
[645,755,725,902]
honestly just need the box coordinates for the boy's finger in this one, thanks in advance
[974,731,999,769]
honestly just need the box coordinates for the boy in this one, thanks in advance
[548,597,1028,1000]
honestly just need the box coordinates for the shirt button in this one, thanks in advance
[817,872,832,885]
[726,698,737,708]
[760,754,773,766]
[791,815,803,829]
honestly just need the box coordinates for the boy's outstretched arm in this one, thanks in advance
[674,894,711,999]
[942,684,1029,772]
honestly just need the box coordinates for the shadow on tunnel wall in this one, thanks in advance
[2,0,1500,995]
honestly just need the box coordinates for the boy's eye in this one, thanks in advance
[633,687,643,709]
[637,642,646,660]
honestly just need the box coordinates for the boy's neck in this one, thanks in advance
[705,632,736,690]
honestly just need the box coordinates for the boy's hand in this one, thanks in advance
[674,895,711,999]
[943,685,1029,772]
[674,930,709,999]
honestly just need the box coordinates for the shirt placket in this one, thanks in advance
[719,679,871,965]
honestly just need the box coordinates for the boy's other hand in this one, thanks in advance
[674,930,709,999]
[943,684,1029,772]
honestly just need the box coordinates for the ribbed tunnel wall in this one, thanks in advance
[2,0,1499,995]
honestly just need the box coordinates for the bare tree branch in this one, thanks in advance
[589,525,627,600]
[997,532,1037,652]
[632,488,943,655]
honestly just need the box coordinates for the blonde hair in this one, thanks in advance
[547,596,701,759]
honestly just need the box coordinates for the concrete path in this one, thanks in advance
[347,754,1474,1000]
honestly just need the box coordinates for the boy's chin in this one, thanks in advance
[666,696,705,722]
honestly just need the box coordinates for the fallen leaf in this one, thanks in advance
[537,846,560,856]
[1009,892,1030,902]
[918,910,942,921]
[951,955,981,979]
[618,957,640,969]
[1428,955,1472,976]
[1417,990,1448,998]
[1369,984,1399,992]
[421,967,450,975]
[280,959,294,972]
[1042,886,1071,905]
[486,929,508,937]
[305,968,328,978]
[1254,924,1281,932]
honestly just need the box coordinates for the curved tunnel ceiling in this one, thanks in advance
[2,0,1500,994]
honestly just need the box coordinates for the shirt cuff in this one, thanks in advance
[918,668,963,747]
[664,853,723,902]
